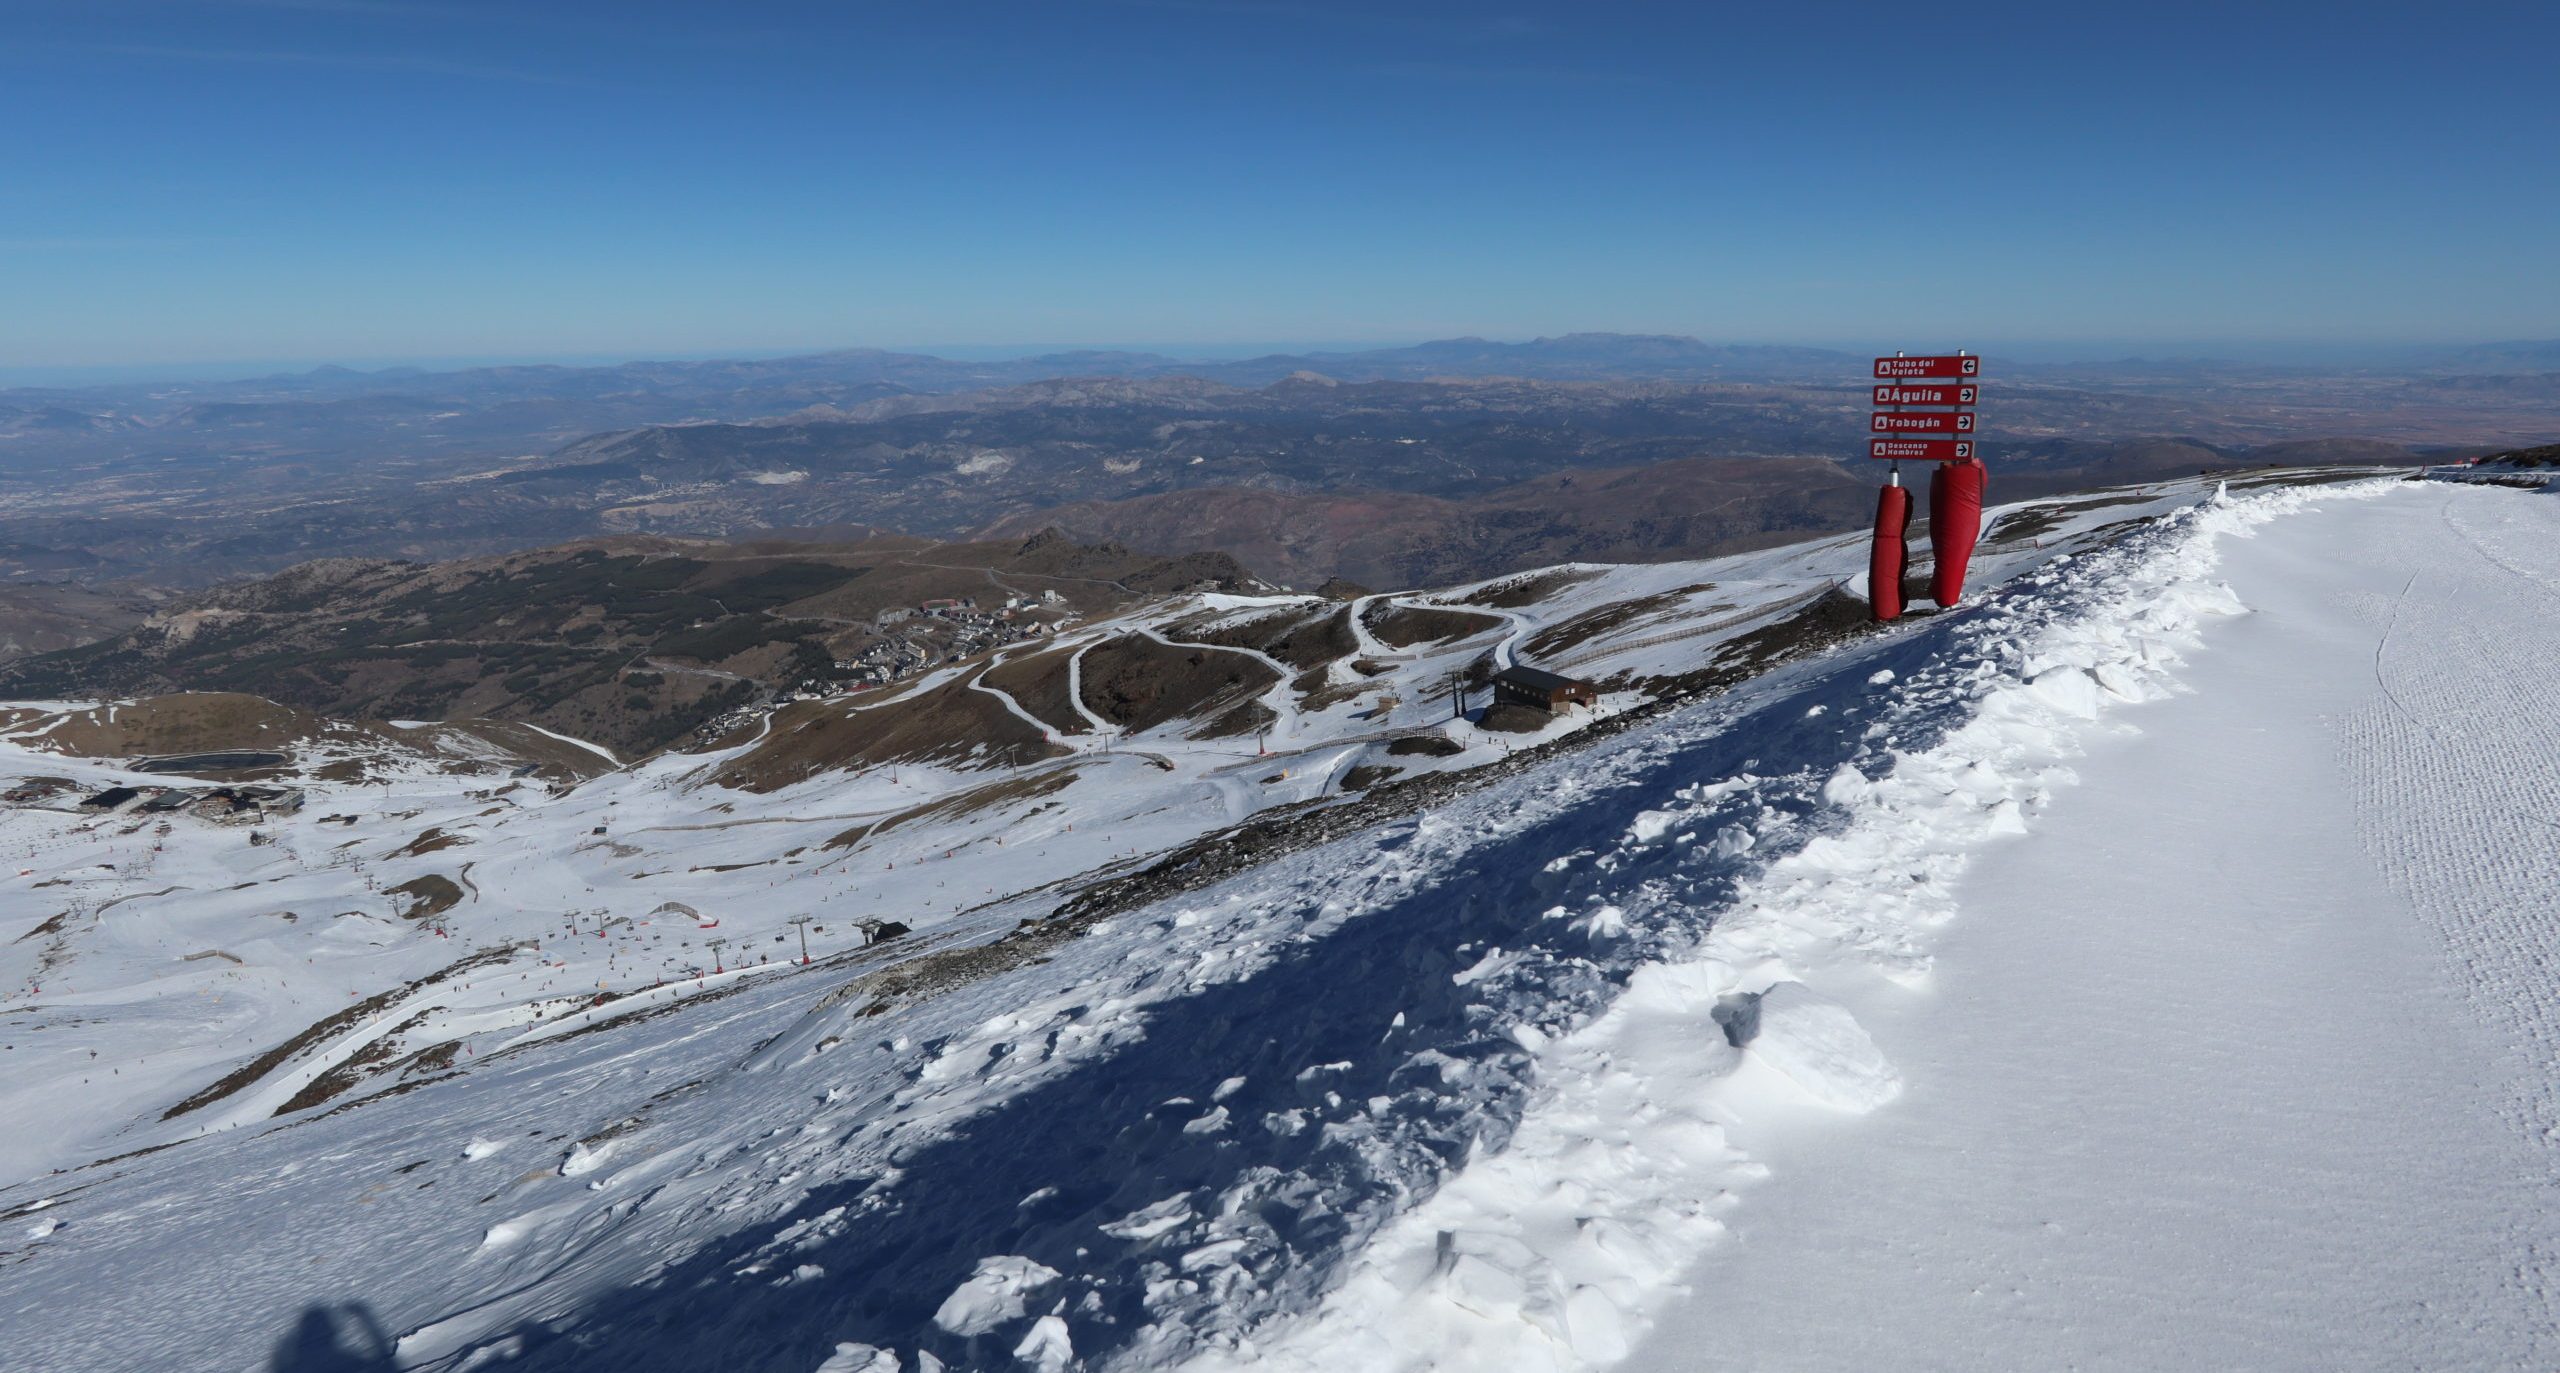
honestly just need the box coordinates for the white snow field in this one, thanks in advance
[1612,479,2560,1370]
[6,474,2554,1372]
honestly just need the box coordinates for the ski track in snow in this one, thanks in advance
[509,723,623,769]
[1128,624,1303,744]
[1603,479,2560,1370]
[968,652,1064,744]
[1064,635,1118,736]
[2341,489,2560,1161]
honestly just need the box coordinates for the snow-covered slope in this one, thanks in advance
[17,471,2549,1372]
[0,477,2191,1184]
[1617,476,2560,1370]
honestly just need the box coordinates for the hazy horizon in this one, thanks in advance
[5,2,2554,371]
[3,331,2545,391]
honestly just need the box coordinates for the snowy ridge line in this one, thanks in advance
[1195,480,2397,1372]
[469,492,2291,1372]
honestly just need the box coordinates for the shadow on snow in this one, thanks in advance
[410,607,1974,1372]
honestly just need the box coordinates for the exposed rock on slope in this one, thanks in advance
[0,532,1268,758]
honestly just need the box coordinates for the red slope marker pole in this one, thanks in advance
[1870,471,1911,621]
[1928,455,1986,607]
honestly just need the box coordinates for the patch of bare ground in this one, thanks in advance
[270,944,519,1115]
[160,985,410,1121]
[15,909,75,977]
[430,719,618,779]
[712,673,1067,793]
[276,1009,436,1115]
[389,827,466,858]
[1519,584,1714,661]
[1047,584,1884,935]
[1196,698,1278,740]
[978,646,1087,735]
[1619,587,1878,697]
[784,579,1904,1029]
[1340,763,1400,790]
[1076,634,1280,736]
[387,874,463,921]
[1476,702,1553,733]
[20,693,330,760]
[824,767,1079,851]
[1166,605,1355,672]
[1457,567,1603,609]
[1363,603,1505,648]
[1290,667,1368,715]
[1984,492,2160,548]
[1386,733,1464,757]
[312,1041,465,1116]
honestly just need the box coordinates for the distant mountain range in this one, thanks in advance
[0,333,2550,605]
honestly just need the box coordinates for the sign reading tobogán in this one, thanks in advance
[1871,410,1977,435]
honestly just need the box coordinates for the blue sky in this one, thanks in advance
[2,0,2554,371]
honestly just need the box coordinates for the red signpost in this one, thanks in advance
[1866,352,1987,620]
[1873,383,1977,407]
[1870,410,1976,435]
[1873,354,1981,379]
[1869,437,1975,461]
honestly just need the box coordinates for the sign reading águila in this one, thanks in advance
[1865,353,1988,622]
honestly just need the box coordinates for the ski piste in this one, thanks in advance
[8,474,2523,1373]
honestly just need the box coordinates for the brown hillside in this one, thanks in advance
[711,674,1067,792]
[1075,636,1280,738]
[977,455,1872,589]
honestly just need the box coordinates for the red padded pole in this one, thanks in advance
[1929,456,1986,607]
[1870,482,1910,621]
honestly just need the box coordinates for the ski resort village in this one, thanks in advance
[2,460,2555,1371]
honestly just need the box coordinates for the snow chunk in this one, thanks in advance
[1012,1315,1074,1371]
[1820,764,1871,806]
[1571,904,1627,940]
[1098,1195,1194,1242]
[932,1255,1060,1336]
[2025,666,2104,720]
[1180,1237,1251,1272]
[1748,982,1900,1112]
[1628,809,1683,844]
[814,1343,899,1373]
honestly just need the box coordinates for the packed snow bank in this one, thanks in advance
[1196,481,2399,1372]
